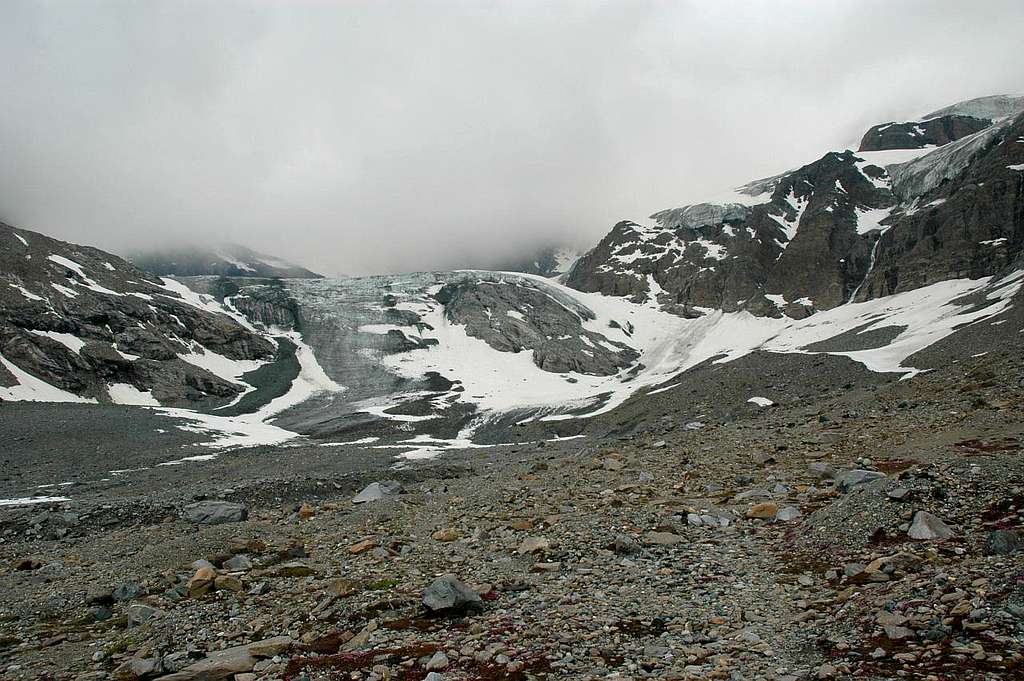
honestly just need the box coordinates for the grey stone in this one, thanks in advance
[222,554,253,571]
[352,480,403,504]
[984,529,1021,555]
[181,501,248,525]
[127,604,163,627]
[776,506,802,522]
[907,511,954,540]
[834,469,885,492]
[112,581,142,601]
[425,651,449,671]
[422,574,483,612]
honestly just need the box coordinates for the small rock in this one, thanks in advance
[349,539,377,554]
[517,536,551,554]
[422,574,483,612]
[432,528,460,542]
[222,554,253,571]
[745,502,778,519]
[907,511,954,540]
[277,561,313,577]
[887,486,912,500]
[352,480,402,504]
[775,506,802,522]
[644,531,684,545]
[834,469,885,492]
[425,651,449,671]
[181,501,248,525]
[187,567,217,597]
[126,604,162,627]
[984,529,1021,555]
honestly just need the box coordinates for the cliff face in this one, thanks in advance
[566,97,1024,319]
[0,224,274,406]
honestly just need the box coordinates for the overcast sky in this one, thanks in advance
[1,1,1021,275]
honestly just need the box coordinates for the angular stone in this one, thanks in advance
[834,469,885,492]
[908,511,954,540]
[984,529,1021,555]
[517,536,551,553]
[222,554,252,571]
[352,480,402,504]
[349,539,377,554]
[276,561,313,577]
[422,574,483,612]
[127,604,162,627]
[775,506,802,522]
[187,567,217,598]
[644,531,684,545]
[432,528,460,542]
[181,501,248,525]
[425,651,449,671]
[745,502,779,519]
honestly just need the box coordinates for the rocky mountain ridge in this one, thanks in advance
[130,244,322,280]
[566,94,1024,319]
[0,224,278,407]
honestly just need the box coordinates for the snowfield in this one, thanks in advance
[3,267,1023,449]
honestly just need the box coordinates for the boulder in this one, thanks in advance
[745,502,779,519]
[984,529,1021,555]
[187,567,217,598]
[422,574,483,613]
[907,511,954,540]
[834,469,885,492]
[352,480,402,504]
[181,501,248,525]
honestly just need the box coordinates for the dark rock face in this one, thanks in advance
[0,223,274,405]
[567,106,1024,318]
[854,113,1024,300]
[566,150,893,315]
[859,115,991,152]
[435,280,638,375]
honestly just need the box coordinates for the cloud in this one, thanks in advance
[0,0,1021,275]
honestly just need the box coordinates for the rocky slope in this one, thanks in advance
[1,342,1023,681]
[130,244,322,280]
[0,224,277,407]
[565,94,1024,319]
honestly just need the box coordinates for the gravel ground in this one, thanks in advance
[1,314,1024,680]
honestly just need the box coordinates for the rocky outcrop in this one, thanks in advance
[0,223,274,406]
[853,113,1024,300]
[435,279,638,375]
[858,115,990,152]
[567,98,1024,319]
[567,150,893,315]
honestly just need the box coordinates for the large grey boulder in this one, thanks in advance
[834,469,886,492]
[984,529,1021,555]
[153,636,291,681]
[352,480,403,504]
[907,511,954,540]
[422,574,483,613]
[181,501,248,525]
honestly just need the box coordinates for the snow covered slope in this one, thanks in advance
[566,94,1024,317]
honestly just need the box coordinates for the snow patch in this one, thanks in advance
[30,330,87,354]
[0,496,70,507]
[0,354,97,403]
[108,383,161,406]
[748,396,774,407]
